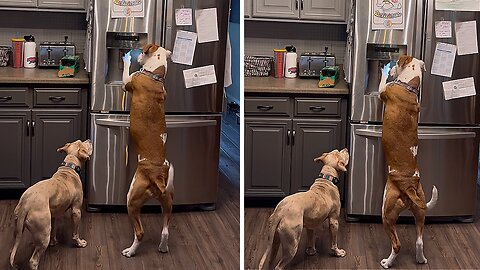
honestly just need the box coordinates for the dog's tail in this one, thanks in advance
[258,212,281,269]
[10,203,27,269]
[405,187,427,209]
[426,185,438,211]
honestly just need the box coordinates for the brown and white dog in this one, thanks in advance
[121,44,174,257]
[10,140,92,270]
[379,55,438,269]
[259,149,349,270]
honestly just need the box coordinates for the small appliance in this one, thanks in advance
[299,47,336,78]
[39,36,75,67]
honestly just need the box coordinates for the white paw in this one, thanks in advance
[158,243,169,253]
[75,239,87,248]
[417,256,428,264]
[305,247,317,256]
[334,248,346,257]
[122,247,136,257]
[381,258,392,269]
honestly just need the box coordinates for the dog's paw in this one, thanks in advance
[49,238,58,247]
[305,247,317,256]
[334,248,346,257]
[416,257,428,264]
[158,243,169,253]
[381,258,392,269]
[74,239,87,248]
[122,247,136,258]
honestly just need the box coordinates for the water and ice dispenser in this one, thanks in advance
[365,44,407,94]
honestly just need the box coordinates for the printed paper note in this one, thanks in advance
[431,42,456,77]
[435,21,452,38]
[183,65,217,88]
[443,77,476,100]
[372,0,405,30]
[436,0,480,11]
[175,8,192,26]
[455,21,478,55]
[171,30,197,66]
[111,0,144,18]
[195,8,219,43]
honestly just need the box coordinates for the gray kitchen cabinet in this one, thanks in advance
[0,86,87,189]
[245,95,347,199]
[31,110,82,183]
[0,110,31,188]
[0,0,37,7]
[301,0,346,21]
[253,0,299,19]
[245,117,291,197]
[38,0,85,10]
[245,0,252,18]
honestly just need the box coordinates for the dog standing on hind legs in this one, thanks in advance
[378,55,439,269]
[121,43,175,257]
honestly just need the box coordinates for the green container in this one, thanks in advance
[318,66,340,88]
[58,55,80,77]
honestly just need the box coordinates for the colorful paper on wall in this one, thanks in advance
[183,65,217,88]
[195,8,219,43]
[443,77,476,100]
[175,8,193,26]
[171,30,197,66]
[111,0,144,18]
[435,21,452,38]
[372,0,405,30]
[455,21,478,55]
[431,42,456,77]
[435,0,480,11]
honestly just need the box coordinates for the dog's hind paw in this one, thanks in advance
[381,258,392,269]
[305,247,317,256]
[122,247,136,258]
[416,257,428,264]
[158,244,169,253]
[49,238,58,247]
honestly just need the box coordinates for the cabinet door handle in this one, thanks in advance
[301,0,304,10]
[292,130,296,145]
[0,96,12,102]
[295,0,299,10]
[257,105,274,111]
[287,129,291,145]
[26,120,30,136]
[49,96,66,102]
[309,106,326,112]
[31,121,35,136]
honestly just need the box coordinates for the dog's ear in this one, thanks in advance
[142,44,160,55]
[57,143,71,153]
[397,55,413,68]
[419,60,426,71]
[166,49,172,59]
[314,153,328,163]
[337,160,347,172]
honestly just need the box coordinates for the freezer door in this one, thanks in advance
[159,0,230,113]
[420,3,480,125]
[88,113,221,206]
[347,124,479,217]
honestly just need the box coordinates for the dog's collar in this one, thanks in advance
[61,162,81,174]
[140,68,165,83]
[393,79,419,96]
[318,173,339,185]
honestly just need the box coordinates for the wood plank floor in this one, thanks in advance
[245,189,480,269]
[0,173,239,270]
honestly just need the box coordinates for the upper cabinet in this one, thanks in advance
[38,0,85,10]
[0,0,85,11]
[249,0,348,23]
[0,0,37,7]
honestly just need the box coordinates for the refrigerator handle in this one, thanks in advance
[163,0,174,49]
[356,129,476,140]
[96,119,217,128]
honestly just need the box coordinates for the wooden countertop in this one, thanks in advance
[244,76,349,95]
[0,66,89,84]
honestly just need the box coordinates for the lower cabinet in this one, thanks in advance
[245,95,347,200]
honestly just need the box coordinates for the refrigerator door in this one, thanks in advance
[347,124,479,218]
[88,113,221,207]
[420,2,480,125]
[159,0,230,113]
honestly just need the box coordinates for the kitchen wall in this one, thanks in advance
[0,10,86,52]
[245,21,347,64]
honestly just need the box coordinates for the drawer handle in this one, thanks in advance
[257,105,274,111]
[49,96,66,102]
[309,106,326,112]
[0,96,12,102]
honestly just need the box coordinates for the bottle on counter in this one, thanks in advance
[273,48,286,78]
[23,35,36,68]
[11,37,25,68]
[284,45,297,78]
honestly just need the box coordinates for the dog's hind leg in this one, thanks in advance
[411,184,428,264]
[49,218,58,246]
[157,163,174,253]
[122,171,152,258]
[274,223,302,270]
[305,229,317,256]
[381,191,405,269]
[27,212,51,270]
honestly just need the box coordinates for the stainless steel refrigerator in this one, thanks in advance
[347,0,480,220]
[87,0,229,210]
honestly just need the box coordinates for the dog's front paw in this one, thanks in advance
[74,239,87,248]
[334,248,346,257]
[305,247,317,256]
[381,258,393,269]
[122,247,136,258]
[416,256,428,264]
